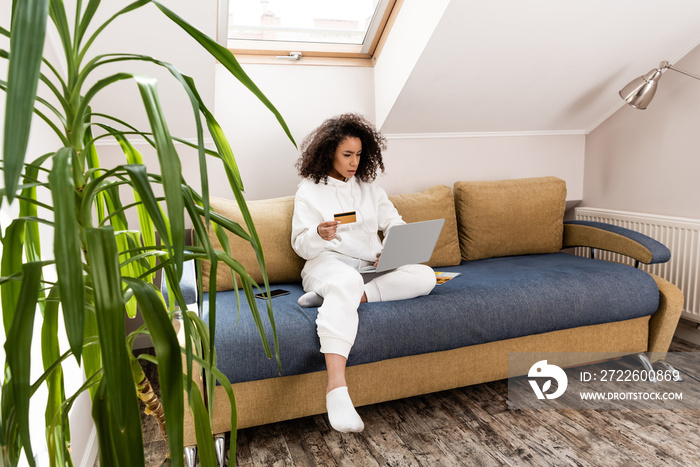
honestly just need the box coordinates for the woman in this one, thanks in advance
[291,113,437,433]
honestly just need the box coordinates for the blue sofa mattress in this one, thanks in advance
[202,253,659,384]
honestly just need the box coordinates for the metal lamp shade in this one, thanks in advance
[619,68,664,109]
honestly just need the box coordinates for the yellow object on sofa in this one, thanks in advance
[453,176,567,261]
[201,196,304,292]
[389,184,461,267]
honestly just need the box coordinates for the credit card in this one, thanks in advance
[334,211,357,224]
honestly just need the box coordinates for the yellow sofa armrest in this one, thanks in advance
[563,221,671,265]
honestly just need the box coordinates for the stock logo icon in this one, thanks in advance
[528,360,568,400]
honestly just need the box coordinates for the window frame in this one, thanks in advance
[218,0,402,66]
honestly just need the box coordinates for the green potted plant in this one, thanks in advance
[0,1,294,465]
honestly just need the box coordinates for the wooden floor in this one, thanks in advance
[138,337,700,467]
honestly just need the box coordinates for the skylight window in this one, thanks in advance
[221,0,398,61]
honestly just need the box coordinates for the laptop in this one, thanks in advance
[359,219,445,273]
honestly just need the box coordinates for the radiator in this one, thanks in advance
[574,207,700,323]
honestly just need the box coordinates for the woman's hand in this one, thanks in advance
[317,221,341,241]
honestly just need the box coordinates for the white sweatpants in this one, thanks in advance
[300,251,437,358]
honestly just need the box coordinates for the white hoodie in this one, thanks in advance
[292,176,404,262]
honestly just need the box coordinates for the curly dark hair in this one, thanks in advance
[296,113,387,184]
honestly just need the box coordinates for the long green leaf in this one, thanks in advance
[76,0,101,48]
[41,287,65,424]
[181,186,221,419]
[182,201,278,363]
[187,96,282,369]
[96,184,141,310]
[31,336,99,396]
[41,287,72,464]
[187,381,217,467]
[183,311,239,457]
[3,0,49,202]
[48,0,73,77]
[83,119,107,222]
[162,264,195,396]
[77,0,150,64]
[81,299,101,400]
[22,153,52,267]
[91,379,123,467]
[140,336,240,460]
[78,166,124,227]
[49,147,85,362]
[117,231,140,318]
[47,0,78,100]
[118,140,157,274]
[5,261,43,467]
[123,277,183,467]
[0,77,69,145]
[191,202,252,242]
[48,370,101,467]
[0,72,69,138]
[228,185,281,369]
[1,219,25,333]
[184,83,245,192]
[1,376,22,464]
[85,227,144,466]
[87,117,156,150]
[71,72,133,145]
[122,163,166,248]
[151,67,210,227]
[133,75,185,279]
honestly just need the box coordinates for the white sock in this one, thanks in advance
[326,386,364,433]
[298,291,324,308]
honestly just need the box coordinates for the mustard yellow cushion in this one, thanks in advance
[389,185,461,267]
[453,177,566,261]
[200,196,304,292]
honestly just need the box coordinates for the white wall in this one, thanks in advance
[379,133,585,199]
[213,62,375,200]
[584,43,700,219]
[373,0,450,129]
[84,1,587,206]
[212,62,585,201]
[377,1,700,136]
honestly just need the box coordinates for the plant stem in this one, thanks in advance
[131,355,169,451]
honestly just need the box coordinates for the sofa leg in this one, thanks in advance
[184,446,197,467]
[636,353,658,383]
[215,434,226,467]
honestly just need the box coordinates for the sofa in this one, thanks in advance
[169,176,684,448]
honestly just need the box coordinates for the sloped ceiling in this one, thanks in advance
[379,0,700,135]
